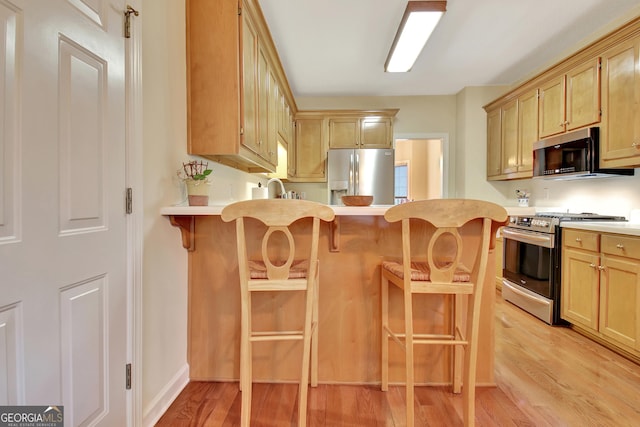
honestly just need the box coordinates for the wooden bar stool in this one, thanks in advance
[221,199,335,427]
[380,199,507,426]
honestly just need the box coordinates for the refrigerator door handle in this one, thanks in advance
[354,152,359,195]
[349,153,354,195]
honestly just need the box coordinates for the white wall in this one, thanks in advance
[141,1,265,424]
[140,3,640,424]
[141,1,189,422]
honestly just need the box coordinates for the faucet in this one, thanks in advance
[266,178,287,199]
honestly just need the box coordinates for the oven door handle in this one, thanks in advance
[502,228,555,248]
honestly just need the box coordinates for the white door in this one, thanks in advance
[0,0,128,426]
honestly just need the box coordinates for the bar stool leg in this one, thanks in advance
[404,289,415,427]
[240,293,252,426]
[381,271,389,391]
[311,266,319,387]
[298,277,315,427]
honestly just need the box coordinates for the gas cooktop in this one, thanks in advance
[507,212,626,233]
[536,212,626,221]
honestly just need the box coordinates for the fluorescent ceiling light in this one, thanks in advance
[385,1,447,73]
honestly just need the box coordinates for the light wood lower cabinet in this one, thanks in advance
[562,229,640,356]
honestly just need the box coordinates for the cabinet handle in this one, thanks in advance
[575,237,582,242]
[616,243,624,249]
[632,141,640,148]
[589,263,597,268]
[598,266,605,271]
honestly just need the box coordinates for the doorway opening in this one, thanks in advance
[394,135,448,202]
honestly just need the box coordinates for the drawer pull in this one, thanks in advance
[575,237,582,242]
[616,243,624,249]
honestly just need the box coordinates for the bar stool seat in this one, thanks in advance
[221,199,335,427]
[380,199,507,427]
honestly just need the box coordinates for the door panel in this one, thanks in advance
[0,1,127,425]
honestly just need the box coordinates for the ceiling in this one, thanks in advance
[259,0,640,97]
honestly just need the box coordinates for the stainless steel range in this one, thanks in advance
[501,212,625,324]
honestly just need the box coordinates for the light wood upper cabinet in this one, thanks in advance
[538,75,565,138]
[328,118,359,149]
[500,99,518,175]
[486,92,536,180]
[566,59,601,131]
[486,108,502,179]
[600,36,640,168]
[186,0,297,173]
[292,116,327,182]
[538,58,600,139]
[327,113,396,149]
[360,117,393,148]
[518,89,538,174]
[241,13,259,155]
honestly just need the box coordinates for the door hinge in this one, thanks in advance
[126,363,132,390]
[126,188,133,214]
[124,5,139,39]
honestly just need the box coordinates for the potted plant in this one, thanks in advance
[178,160,212,206]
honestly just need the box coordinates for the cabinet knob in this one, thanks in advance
[589,263,597,268]
[616,243,624,249]
[575,237,582,242]
[597,266,605,271]
[632,141,640,148]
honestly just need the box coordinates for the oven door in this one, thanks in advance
[502,228,554,299]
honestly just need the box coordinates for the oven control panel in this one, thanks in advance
[507,215,557,233]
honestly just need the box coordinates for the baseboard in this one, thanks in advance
[142,364,189,427]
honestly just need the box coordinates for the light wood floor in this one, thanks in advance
[155,292,640,426]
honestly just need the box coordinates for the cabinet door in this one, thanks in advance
[566,58,601,131]
[562,246,600,331]
[599,255,640,350]
[328,118,359,148]
[600,37,640,168]
[267,70,278,166]
[277,93,289,145]
[538,75,565,138]
[360,117,392,148]
[294,118,326,180]
[241,12,258,153]
[257,43,270,160]
[518,89,538,174]
[501,99,518,175]
[486,108,502,178]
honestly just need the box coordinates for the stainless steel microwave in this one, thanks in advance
[532,127,634,179]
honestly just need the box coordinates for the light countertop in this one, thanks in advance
[160,203,535,217]
[160,204,394,216]
[561,221,640,237]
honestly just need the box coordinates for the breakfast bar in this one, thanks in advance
[161,205,500,386]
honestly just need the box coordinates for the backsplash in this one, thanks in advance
[506,170,640,220]
[175,157,640,222]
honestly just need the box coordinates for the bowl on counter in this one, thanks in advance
[342,195,374,206]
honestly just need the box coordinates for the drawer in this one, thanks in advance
[601,234,640,259]
[563,229,599,251]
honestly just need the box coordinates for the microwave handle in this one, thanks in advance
[502,228,555,249]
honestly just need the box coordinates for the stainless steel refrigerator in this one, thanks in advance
[327,148,395,205]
